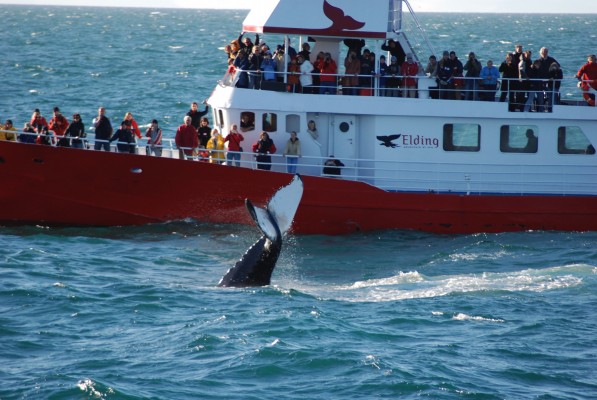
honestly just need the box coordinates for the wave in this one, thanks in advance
[300,264,594,303]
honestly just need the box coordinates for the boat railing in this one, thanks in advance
[220,68,593,108]
[4,131,595,195]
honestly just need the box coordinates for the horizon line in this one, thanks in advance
[1,3,596,14]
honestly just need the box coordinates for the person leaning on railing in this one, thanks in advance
[479,60,499,101]
[0,120,17,141]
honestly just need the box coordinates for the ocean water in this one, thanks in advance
[1,6,597,399]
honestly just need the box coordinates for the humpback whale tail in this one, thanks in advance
[218,175,304,287]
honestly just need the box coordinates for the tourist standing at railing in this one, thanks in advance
[479,60,499,101]
[206,128,225,164]
[65,114,86,149]
[49,107,70,147]
[197,117,211,150]
[233,50,249,88]
[385,56,401,97]
[31,109,53,145]
[499,54,519,111]
[450,51,464,100]
[175,116,199,159]
[343,51,361,96]
[283,131,301,174]
[110,120,136,154]
[145,119,162,157]
[274,46,286,82]
[524,60,544,112]
[575,54,597,106]
[297,54,313,94]
[518,50,533,111]
[124,112,141,139]
[401,54,419,98]
[437,51,455,100]
[547,62,563,110]
[359,49,374,96]
[511,45,527,109]
[536,47,559,112]
[287,57,301,93]
[252,131,277,171]
[247,45,263,89]
[312,52,324,92]
[30,109,48,134]
[318,53,338,95]
[463,52,482,101]
[261,51,277,82]
[0,120,17,141]
[377,55,388,97]
[224,124,244,167]
[93,107,113,151]
[20,123,36,144]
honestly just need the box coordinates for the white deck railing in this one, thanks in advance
[3,130,596,197]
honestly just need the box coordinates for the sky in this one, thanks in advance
[1,0,597,13]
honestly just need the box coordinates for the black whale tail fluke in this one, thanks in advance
[218,175,304,288]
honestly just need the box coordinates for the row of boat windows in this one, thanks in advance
[214,109,595,155]
[445,124,595,154]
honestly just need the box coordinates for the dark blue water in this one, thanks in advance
[1,6,597,399]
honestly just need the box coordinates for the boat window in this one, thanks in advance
[217,109,224,128]
[286,114,300,133]
[262,113,277,132]
[240,112,255,132]
[500,125,538,153]
[443,124,480,152]
[558,126,594,154]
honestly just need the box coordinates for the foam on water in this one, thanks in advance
[299,264,589,303]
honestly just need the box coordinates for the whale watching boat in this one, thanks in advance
[0,0,596,234]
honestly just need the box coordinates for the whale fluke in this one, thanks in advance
[218,175,304,287]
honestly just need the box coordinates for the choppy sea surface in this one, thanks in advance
[1,6,597,399]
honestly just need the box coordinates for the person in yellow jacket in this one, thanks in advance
[0,120,17,141]
[206,128,226,164]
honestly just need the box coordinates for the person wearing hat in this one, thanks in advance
[109,119,136,154]
[65,113,86,149]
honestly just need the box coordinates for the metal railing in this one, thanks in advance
[221,68,595,109]
[2,129,595,196]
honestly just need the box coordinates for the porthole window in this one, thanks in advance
[339,122,350,133]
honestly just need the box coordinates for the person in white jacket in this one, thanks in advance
[297,54,313,93]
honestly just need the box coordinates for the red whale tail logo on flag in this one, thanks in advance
[323,0,366,31]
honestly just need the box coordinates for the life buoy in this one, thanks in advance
[580,73,597,106]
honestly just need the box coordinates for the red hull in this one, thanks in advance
[1,141,596,234]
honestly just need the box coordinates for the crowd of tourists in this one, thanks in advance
[222,32,597,109]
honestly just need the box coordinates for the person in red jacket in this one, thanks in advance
[224,124,245,166]
[49,106,70,147]
[576,54,597,106]
[401,54,419,98]
[175,116,199,159]
[317,52,338,94]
